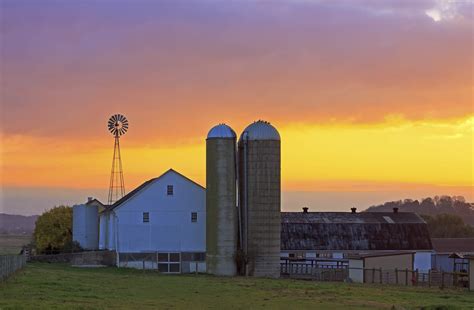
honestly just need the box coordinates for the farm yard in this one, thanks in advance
[1,263,473,309]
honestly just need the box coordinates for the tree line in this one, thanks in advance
[366,195,474,237]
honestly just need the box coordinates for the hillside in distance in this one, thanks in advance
[0,213,38,235]
[365,196,474,225]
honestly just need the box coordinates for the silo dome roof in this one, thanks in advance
[207,123,236,139]
[240,120,280,141]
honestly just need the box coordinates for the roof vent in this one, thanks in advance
[351,207,357,214]
[87,197,93,202]
[393,207,399,214]
[302,207,308,213]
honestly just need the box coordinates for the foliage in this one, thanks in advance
[366,195,474,225]
[1,263,473,309]
[33,206,73,254]
[421,213,474,238]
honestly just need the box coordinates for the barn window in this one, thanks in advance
[157,252,181,273]
[143,212,150,223]
[167,185,174,196]
[191,212,198,223]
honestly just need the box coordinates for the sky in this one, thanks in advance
[1,0,473,215]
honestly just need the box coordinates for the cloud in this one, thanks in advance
[425,0,472,22]
[1,0,472,141]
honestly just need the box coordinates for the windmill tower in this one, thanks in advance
[107,114,128,205]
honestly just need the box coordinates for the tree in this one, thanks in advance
[34,205,73,254]
[421,213,474,238]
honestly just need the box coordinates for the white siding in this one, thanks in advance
[105,170,205,253]
[107,213,116,250]
[349,259,364,283]
[99,214,106,250]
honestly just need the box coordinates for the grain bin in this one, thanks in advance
[206,124,238,276]
[72,202,99,250]
[238,120,281,277]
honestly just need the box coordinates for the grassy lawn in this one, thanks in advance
[0,263,473,309]
[0,235,31,255]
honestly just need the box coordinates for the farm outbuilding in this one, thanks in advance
[431,238,474,272]
[348,252,415,285]
[281,209,433,271]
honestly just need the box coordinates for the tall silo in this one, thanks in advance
[206,124,238,276]
[238,120,281,278]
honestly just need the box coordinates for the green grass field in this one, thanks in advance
[0,263,473,309]
[0,234,31,255]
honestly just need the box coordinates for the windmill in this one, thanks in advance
[107,114,128,205]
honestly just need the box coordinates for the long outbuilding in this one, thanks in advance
[281,209,433,272]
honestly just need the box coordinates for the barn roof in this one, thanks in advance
[104,169,205,212]
[281,212,433,251]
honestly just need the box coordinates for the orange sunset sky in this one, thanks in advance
[1,0,473,215]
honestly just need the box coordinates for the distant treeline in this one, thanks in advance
[421,213,474,238]
[366,196,474,238]
[366,196,474,225]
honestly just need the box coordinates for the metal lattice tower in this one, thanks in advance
[107,114,128,205]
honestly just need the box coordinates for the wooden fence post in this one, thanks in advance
[372,268,375,283]
[405,268,408,286]
[395,268,398,285]
[441,272,445,289]
[379,268,382,284]
[428,269,431,287]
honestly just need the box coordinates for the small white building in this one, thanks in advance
[99,169,206,273]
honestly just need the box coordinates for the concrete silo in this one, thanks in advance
[206,124,238,276]
[73,201,99,250]
[238,120,281,278]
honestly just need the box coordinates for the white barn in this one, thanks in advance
[99,169,206,273]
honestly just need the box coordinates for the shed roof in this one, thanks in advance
[431,238,474,254]
[281,212,432,251]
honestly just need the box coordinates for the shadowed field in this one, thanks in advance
[0,263,473,309]
[0,235,31,255]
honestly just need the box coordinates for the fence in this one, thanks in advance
[1,255,27,282]
[280,262,469,289]
[281,262,348,281]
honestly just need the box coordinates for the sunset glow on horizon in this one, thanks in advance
[1,0,473,214]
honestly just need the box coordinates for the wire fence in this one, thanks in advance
[0,255,27,282]
[280,262,469,289]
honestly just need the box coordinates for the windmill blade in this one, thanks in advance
[107,114,128,137]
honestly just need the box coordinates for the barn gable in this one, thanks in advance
[100,169,206,254]
[108,169,205,213]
